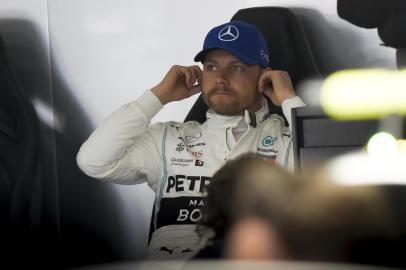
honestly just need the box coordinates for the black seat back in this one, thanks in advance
[337,0,406,68]
[0,36,41,226]
[0,35,50,267]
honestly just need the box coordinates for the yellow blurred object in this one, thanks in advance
[320,69,406,120]
[327,151,406,186]
[327,135,406,186]
[367,132,397,158]
[398,139,406,153]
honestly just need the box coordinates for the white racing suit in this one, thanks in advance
[77,90,305,260]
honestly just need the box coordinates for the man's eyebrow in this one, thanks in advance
[229,60,247,65]
[203,59,217,64]
[203,59,246,65]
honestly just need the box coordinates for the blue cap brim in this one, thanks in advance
[194,46,260,66]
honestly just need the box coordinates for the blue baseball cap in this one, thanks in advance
[194,21,270,68]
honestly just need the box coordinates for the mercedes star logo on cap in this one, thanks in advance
[218,25,239,42]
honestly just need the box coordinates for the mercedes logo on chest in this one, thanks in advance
[218,25,239,41]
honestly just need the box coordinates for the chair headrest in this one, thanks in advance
[338,0,406,49]
[231,7,320,86]
[337,0,397,28]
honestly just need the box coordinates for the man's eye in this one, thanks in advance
[232,65,245,72]
[204,64,217,71]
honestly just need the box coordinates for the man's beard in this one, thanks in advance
[202,86,245,116]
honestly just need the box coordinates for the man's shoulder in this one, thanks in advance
[258,112,286,126]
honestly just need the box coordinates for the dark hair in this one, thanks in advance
[198,153,299,240]
[197,155,406,267]
[279,181,403,267]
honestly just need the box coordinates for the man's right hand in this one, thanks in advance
[151,65,202,105]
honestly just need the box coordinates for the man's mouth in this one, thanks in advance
[213,92,232,95]
[208,89,235,97]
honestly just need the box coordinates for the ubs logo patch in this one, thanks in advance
[195,160,204,166]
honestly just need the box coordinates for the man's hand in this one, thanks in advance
[258,68,296,106]
[151,65,202,105]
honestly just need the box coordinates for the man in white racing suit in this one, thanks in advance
[76,21,305,260]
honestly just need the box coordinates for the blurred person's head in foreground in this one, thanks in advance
[196,153,300,259]
[198,153,405,268]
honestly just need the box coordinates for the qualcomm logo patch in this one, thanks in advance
[262,136,277,147]
[218,25,239,42]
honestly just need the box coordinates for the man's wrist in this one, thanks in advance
[151,86,170,105]
[134,90,164,120]
[281,96,305,108]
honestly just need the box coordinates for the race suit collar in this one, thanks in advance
[205,97,269,128]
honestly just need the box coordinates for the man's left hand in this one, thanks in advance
[258,69,296,106]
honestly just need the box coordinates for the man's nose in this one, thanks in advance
[215,70,229,86]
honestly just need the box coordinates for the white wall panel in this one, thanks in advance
[48,0,248,125]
